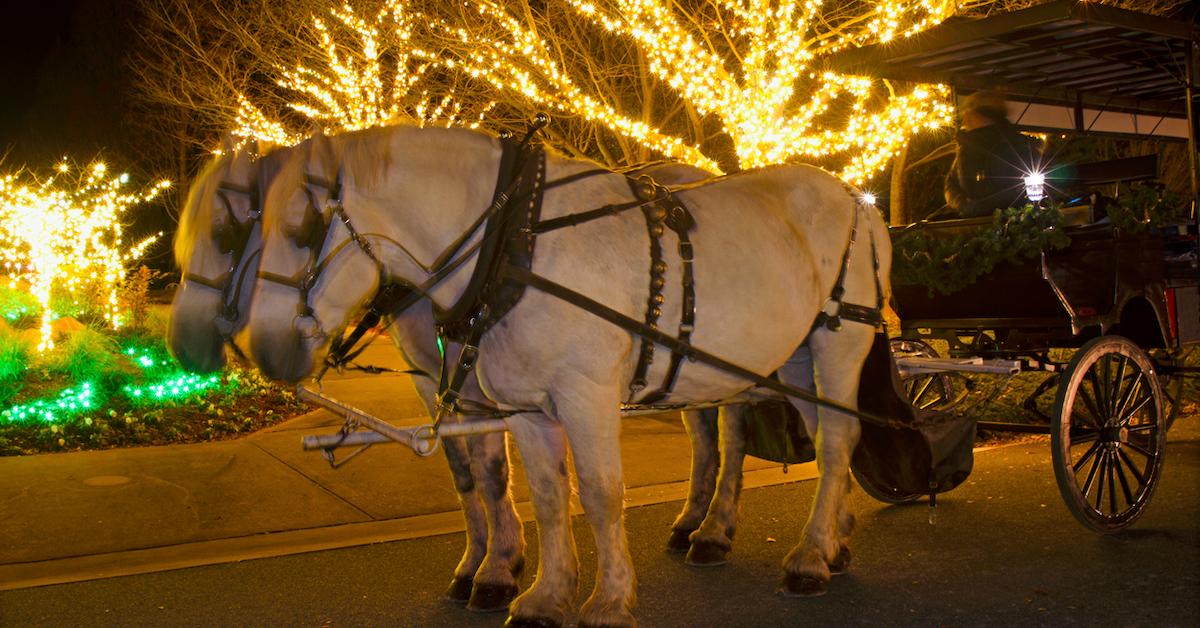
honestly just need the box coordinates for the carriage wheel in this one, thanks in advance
[891,339,967,412]
[1051,336,1166,533]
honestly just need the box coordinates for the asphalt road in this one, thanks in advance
[2,421,1197,628]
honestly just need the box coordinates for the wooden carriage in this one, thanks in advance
[826,0,1199,532]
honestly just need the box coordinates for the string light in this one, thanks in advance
[1,383,95,424]
[442,0,955,182]
[233,1,493,147]
[232,1,958,183]
[0,161,169,350]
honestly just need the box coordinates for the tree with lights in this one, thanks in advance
[132,0,1191,189]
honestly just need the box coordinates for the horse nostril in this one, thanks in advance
[214,316,236,337]
[294,315,324,340]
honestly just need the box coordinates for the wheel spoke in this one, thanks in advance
[1081,447,1104,497]
[1122,438,1156,460]
[1084,368,1107,422]
[1119,388,1154,426]
[1113,369,1142,422]
[1076,384,1106,430]
[1093,450,1109,511]
[1114,450,1136,505]
[1072,440,1103,473]
[1068,428,1100,444]
[1107,453,1119,514]
[1109,354,1130,416]
[1116,448,1148,486]
[911,377,937,408]
[1098,356,1113,415]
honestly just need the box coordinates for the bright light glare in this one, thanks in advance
[861,192,877,206]
[1023,171,1045,203]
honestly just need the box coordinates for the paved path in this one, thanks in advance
[0,340,788,590]
[1,419,1196,627]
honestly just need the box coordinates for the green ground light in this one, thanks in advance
[2,342,231,424]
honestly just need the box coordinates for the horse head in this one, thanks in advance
[248,125,503,383]
[169,138,283,373]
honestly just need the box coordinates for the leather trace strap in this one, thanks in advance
[812,200,885,332]
[500,264,902,429]
[625,175,698,405]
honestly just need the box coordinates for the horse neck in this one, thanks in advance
[385,299,440,375]
[345,128,503,311]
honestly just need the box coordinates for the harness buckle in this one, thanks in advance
[459,344,480,370]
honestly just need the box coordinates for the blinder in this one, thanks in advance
[182,164,268,362]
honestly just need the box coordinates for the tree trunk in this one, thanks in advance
[889,142,910,226]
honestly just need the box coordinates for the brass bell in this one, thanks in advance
[652,277,666,290]
[652,261,668,275]
[653,294,665,305]
[650,224,664,237]
[646,206,667,223]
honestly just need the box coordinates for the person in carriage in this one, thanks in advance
[943,91,1046,218]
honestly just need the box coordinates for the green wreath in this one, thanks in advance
[891,204,1071,296]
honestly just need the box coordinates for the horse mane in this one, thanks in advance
[338,123,501,193]
[173,154,227,269]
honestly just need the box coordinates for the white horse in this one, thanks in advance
[246,125,890,628]
[168,140,526,611]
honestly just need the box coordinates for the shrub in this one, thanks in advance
[0,326,31,404]
[41,327,124,386]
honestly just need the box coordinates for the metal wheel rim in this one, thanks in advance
[1051,336,1165,533]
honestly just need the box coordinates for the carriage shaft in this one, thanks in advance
[297,385,510,455]
[896,357,1023,376]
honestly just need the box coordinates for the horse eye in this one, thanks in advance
[286,202,329,250]
[214,222,245,255]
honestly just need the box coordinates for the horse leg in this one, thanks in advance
[440,434,490,604]
[668,408,719,553]
[505,413,578,628]
[686,404,747,567]
[557,387,637,628]
[776,327,873,596]
[465,431,527,612]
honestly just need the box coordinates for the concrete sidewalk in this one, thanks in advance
[0,340,800,591]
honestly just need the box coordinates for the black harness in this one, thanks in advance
[282,131,901,430]
[812,197,886,333]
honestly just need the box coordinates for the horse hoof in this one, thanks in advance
[829,546,852,575]
[777,573,828,597]
[504,615,560,628]
[666,529,694,553]
[444,575,473,603]
[685,540,729,567]
[468,582,519,613]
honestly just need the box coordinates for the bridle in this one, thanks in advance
[181,170,265,352]
[254,167,495,369]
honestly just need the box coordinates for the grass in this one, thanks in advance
[0,310,306,456]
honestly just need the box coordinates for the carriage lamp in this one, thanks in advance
[1023,170,1046,203]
